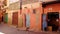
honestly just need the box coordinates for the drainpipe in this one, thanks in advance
[20,0,22,14]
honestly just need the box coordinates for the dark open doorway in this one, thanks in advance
[47,12,59,31]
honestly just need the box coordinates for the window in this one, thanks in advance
[33,9,36,14]
[3,0,7,6]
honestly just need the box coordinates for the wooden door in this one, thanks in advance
[12,12,18,26]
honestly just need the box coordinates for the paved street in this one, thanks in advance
[0,23,59,34]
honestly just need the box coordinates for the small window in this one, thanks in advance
[24,7,27,9]
[2,0,7,6]
[33,9,36,14]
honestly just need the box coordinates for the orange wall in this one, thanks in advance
[44,3,60,14]
[18,3,60,31]
[22,3,43,31]
[28,3,60,31]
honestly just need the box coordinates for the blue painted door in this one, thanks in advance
[42,14,47,31]
[26,14,30,27]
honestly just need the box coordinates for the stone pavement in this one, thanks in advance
[0,23,59,34]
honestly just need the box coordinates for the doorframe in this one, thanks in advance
[3,13,8,23]
[42,14,47,31]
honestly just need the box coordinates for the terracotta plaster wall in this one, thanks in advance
[22,2,43,31]
[29,7,43,31]
[44,3,60,14]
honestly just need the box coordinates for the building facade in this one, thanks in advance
[1,0,60,32]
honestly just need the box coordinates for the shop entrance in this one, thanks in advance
[47,12,59,31]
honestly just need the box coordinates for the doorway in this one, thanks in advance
[12,12,18,26]
[42,14,47,31]
[3,13,8,23]
[47,12,59,31]
[26,14,30,30]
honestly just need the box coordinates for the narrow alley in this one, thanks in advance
[0,0,60,34]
